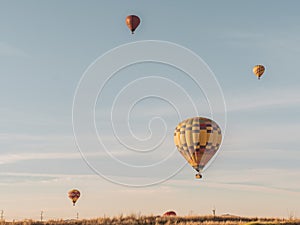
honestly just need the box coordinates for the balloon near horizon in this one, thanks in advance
[68,189,81,206]
[174,117,222,179]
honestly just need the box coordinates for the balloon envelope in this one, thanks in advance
[253,65,265,79]
[163,211,177,216]
[174,117,222,177]
[125,15,140,34]
[68,189,80,206]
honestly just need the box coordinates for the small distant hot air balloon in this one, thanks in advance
[253,65,265,80]
[163,211,177,216]
[68,189,80,206]
[125,15,140,34]
[174,117,222,179]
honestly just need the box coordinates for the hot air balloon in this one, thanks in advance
[253,65,265,80]
[174,117,222,179]
[68,189,80,206]
[125,15,140,34]
[163,211,177,216]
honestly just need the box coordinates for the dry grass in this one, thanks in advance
[0,215,299,225]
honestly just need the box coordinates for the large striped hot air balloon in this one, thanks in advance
[68,189,81,206]
[174,117,222,179]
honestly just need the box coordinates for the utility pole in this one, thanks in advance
[76,212,79,220]
[1,210,4,220]
[212,206,216,217]
[40,211,44,222]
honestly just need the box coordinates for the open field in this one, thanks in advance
[1,215,299,225]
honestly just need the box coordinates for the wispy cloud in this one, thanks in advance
[0,172,100,185]
[226,88,300,112]
[0,42,29,58]
[168,168,300,196]
[222,30,266,41]
[0,152,81,165]
[223,124,300,148]
[0,133,67,142]
[2,167,299,196]
[0,151,132,165]
[222,28,300,54]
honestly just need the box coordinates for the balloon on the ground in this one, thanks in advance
[174,117,222,179]
[163,211,177,216]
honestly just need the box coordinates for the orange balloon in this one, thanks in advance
[125,15,140,34]
[253,65,265,80]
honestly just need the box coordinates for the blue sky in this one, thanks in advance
[0,0,300,221]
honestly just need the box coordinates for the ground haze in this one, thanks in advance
[1,215,299,225]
